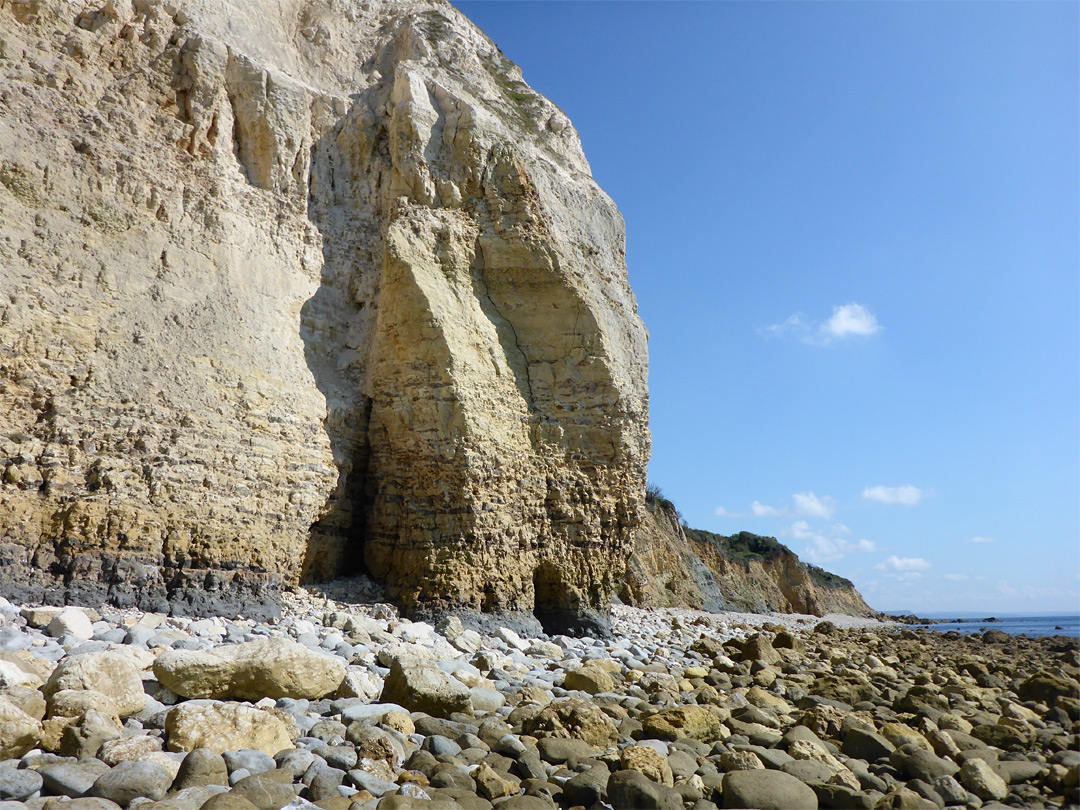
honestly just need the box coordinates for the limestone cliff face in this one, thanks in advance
[0,0,649,625]
[624,502,878,618]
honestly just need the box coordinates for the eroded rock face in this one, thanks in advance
[0,0,649,626]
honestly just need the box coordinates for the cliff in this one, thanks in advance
[623,497,879,618]
[0,0,649,630]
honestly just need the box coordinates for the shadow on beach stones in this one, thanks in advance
[412,606,613,640]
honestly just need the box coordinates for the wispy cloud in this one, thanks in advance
[751,501,779,517]
[875,555,932,572]
[786,520,876,564]
[761,303,882,346]
[714,506,746,518]
[793,491,835,520]
[970,536,995,544]
[944,573,969,582]
[863,485,924,506]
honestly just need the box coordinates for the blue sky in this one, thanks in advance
[456,1,1079,614]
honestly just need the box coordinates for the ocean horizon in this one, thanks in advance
[882,610,1080,638]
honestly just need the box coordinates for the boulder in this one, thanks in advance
[165,701,294,756]
[536,737,595,764]
[60,708,123,759]
[841,727,896,762]
[0,764,43,801]
[523,698,619,748]
[740,634,782,667]
[43,651,146,717]
[608,769,683,810]
[91,761,171,805]
[99,735,164,766]
[173,748,230,790]
[564,665,615,695]
[721,769,819,810]
[889,744,959,782]
[620,745,675,785]
[47,607,95,640]
[154,638,346,700]
[0,696,42,759]
[379,657,473,718]
[38,760,111,798]
[959,758,1009,801]
[643,706,724,742]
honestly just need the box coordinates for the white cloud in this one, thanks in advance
[970,536,995,544]
[762,303,882,346]
[786,520,876,564]
[751,501,779,517]
[863,485,924,506]
[944,573,969,582]
[793,491,835,520]
[822,303,882,339]
[714,506,746,518]
[875,555,932,572]
[897,571,923,583]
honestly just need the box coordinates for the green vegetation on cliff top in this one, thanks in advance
[645,484,855,591]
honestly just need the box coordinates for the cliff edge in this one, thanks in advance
[0,0,649,629]
[624,495,879,618]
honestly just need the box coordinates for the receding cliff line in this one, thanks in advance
[624,496,879,618]
[0,0,649,628]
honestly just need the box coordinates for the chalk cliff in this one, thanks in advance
[0,0,649,628]
[624,499,878,618]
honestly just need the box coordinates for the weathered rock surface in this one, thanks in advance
[153,638,345,700]
[0,695,43,759]
[42,650,146,717]
[0,0,648,626]
[164,701,294,756]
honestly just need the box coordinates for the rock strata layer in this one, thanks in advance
[0,0,649,625]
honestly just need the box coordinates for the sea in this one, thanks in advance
[885,612,1080,638]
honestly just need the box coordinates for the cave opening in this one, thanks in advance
[532,562,567,636]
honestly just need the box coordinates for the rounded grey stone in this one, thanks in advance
[91,761,171,805]
[222,750,276,776]
[721,769,819,810]
[0,766,43,800]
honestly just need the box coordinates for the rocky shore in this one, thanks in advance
[0,592,1076,810]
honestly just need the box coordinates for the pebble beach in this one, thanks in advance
[0,590,1076,810]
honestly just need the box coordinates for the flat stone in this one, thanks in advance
[230,771,299,809]
[721,769,819,810]
[842,727,896,762]
[890,744,959,782]
[39,759,112,798]
[154,639,346,701]
[536,736,594,764]
[223,750,277,776]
